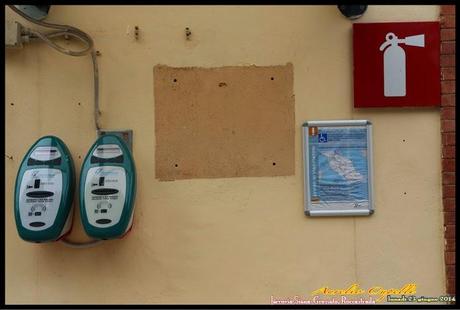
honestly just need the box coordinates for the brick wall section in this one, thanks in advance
[440,4,456,297]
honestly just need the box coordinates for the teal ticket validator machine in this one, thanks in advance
[14,136,75,242]
[79,134,136,240]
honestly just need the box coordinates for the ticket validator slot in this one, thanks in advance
[14,136,75,242]
[79,134,136,240]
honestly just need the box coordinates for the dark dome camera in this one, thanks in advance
[338,5,368,20]
[13,5,51,21]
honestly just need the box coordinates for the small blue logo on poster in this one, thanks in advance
[318,133,328,143]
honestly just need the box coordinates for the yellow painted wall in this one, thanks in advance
[5,5,445,304]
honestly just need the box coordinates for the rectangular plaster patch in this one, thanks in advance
[154,64,295,180]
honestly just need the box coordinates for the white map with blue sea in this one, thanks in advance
[309,126,369,209]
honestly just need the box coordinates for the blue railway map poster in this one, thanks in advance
[303,121,373,216]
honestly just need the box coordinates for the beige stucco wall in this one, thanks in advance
[5,5,445,304]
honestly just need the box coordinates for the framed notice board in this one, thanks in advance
[302,120,374,217]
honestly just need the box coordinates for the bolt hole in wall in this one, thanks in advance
[10,102,14,106]
[134,26,139,40]
[173,78,177,83]
[271,77,274,80]
[175,164,178,168]
[272,162,276,166]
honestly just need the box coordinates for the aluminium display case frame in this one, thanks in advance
[302,120,374,217]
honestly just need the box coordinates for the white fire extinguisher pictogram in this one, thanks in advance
[379,32,425,97]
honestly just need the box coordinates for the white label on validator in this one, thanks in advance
[19,168,62,230]
[84,166,126,228]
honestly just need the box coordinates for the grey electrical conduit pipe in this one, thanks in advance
[8,5,103,248]
[7,5,101,132]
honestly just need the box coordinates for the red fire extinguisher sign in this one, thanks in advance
[353,21,440,108]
